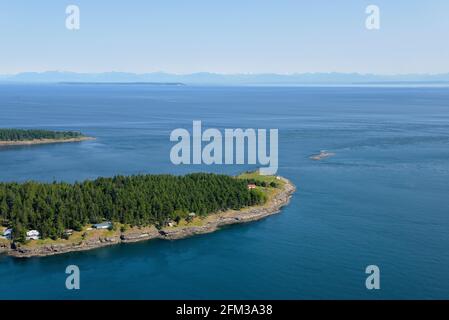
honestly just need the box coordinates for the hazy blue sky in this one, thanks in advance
[0,0,448,74]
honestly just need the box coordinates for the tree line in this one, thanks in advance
[0,173,266,242]
[0,129,85,141]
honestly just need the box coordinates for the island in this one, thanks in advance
[0,129,94,147]
[0,171,295,257]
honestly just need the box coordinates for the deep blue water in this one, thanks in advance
[0,84,448,299]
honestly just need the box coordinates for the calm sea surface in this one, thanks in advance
[0,84,448,299]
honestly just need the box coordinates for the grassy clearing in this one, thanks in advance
[168,217,205,229]
[237,171,284,200]
[237,171,285,186]
[0,227,10,245]
[20,226,121,248]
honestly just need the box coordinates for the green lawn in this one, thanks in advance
[237,171,285,186]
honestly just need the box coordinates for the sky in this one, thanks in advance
[0,0,448,75]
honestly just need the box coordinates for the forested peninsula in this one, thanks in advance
[0,172,295,257]
[0,129,93,147]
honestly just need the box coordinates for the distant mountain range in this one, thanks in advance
[1,71,449,85]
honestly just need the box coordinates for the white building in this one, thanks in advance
[26,230,40,241]
[93,222,112,229]
[2,228,12,240]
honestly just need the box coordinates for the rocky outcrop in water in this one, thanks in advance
[310,150,335,161]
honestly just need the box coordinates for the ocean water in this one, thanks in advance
[0,84,448,299]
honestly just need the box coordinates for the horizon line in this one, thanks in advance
[2,70,449,77]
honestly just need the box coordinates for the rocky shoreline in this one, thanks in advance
[4,177,295,258]
[0,136,95,147]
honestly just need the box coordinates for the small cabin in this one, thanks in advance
[93,222,112,230]
[26,230,40,241]
[247,184,257,190]
[2,228,12,239]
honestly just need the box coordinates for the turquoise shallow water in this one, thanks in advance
[0,84,448,299]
